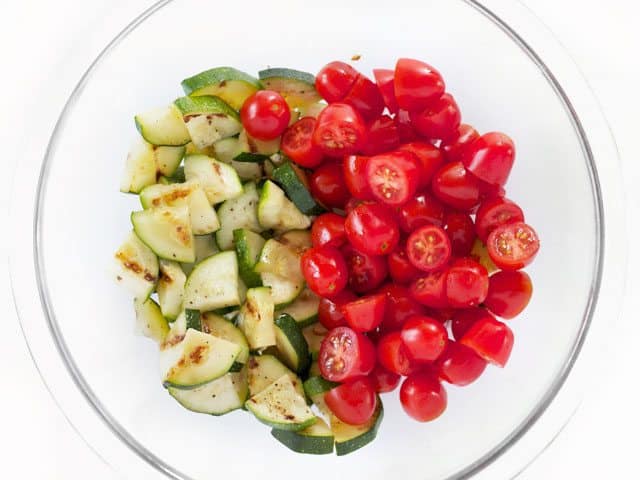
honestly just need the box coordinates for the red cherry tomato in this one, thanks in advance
[343,155,375,200]
[342,244,388,293]
[311,213,346,248]
[461,317,514,367]
[377,284,427,331]
[325,377,377,425]
[361,115,401,156]
[316,61,359,103]
[394,58,445,111]
[435,342,487,386]
[313,103,366,158]
[300,246,348,298]
[394,109,419,142]
[400,373,447,422]
[240,90,291,141]
[320,326,376,382]
[410,93,461,141]
[281,117,324,168]
[463,132,515,186]
[444,211,476,257]
[345,203,400,256]
[398,193,445,233]
[431,161,481,211]
[475,197,525,242]
[445,258,489,308]
[409,270,449,309]
[406,225,452,272]
[341,293,387,333]
[398,142,445,188]
[388,244,421,284]
[343,74,385,121]
[309,162,350,209]
[478,179,507,201]
[373,68,399,113]
[401,316,448,362]
[485,270,533,319]
[366,151,421,206]
[370,365,401,393]
[451,307,496,341]
[318,290,358,329]
[425,307,455,323]
[377,331,417,376]
[441,124,480,163]
[487,222,540,270]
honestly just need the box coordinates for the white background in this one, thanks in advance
[1,0,638,478]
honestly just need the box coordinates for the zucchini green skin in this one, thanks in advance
[182,67,262,95]
[233,229,265,288]
[174,95,239,120]
[272,162,325,215]
[257,68,322,109]
[185,309,202,331]
[276,289,319,328]
[233,152,270,163]
[134,104,191,146]
[303,376,338,398]
[258,68,316,86]
[274,314,310,374]
[334,401,384,456]
[270,419,334,455]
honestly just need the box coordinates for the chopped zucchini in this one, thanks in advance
[183,251,241,311]
[271,416,334,455]
[131,206,195,263]
[169,368,248,415]
[134,104,191,146]
[233,229,266,288]
[258,180,311,232]
[471,238,498,274]
[213,134,262,181]
[162,310,187,349]
[247,355,305,398]
[302,323,328,358]
[201,312,250,364]
[298,102,326,118]
[308,360,321,377]
[303,376,338,398]
[243,129,281,156]
[274,314,310,374]
[183,154,243,205]
[114,231,158,299]
[236,287,276,351]
[254,239,304,283]
[185,308,203,331]
[272,162,324,215]
[174,96,242,150]
[215,182,262,251]
[181,67,262,110]
[260,272,304,309]
[156,260,186,320]
[277,289,319,327]
[158,165,186,185]
[258,68,322,109]
[153,144,185,177]
[134,297,169,344]
[180,234,219,276]
[277,229,312,255]
[120,137,156,194]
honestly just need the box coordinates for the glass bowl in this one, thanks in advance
[9,0,626,479]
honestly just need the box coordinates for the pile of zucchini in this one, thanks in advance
[114,66,382,455]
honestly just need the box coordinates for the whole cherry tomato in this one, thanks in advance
[344,155,375,200]
[370,365,401,393]
[484,270,533,319]
[309,162,350,209]
[361,115,401,156]
[377,284,427,331]
[342,244,388,293]
[444,211,476,257]
[373,68,399,113]
[441,124,480,163]
[311,213,347,248]
[431,161,481,211]
[435,342,487,386]
[240,90,291,140]
[301,246,348,297]
[325,377,378,425]
[345,203,400,256]
[398,192,445,232]
[398,141,445,188]
[445,258,489,308]
[401,316,448,362]
[400,373,447,422]
[377,331,418,376]
[388,244,422,284]
[343,74,385,121]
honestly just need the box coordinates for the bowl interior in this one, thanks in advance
[37,1,597,478]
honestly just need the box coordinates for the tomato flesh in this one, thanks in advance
[319,326,376,382]
[400,373,447,422]
[313,103,366,158]
[485,270,533,319]
[325,377,378,425]
[463,132,515,186]
[309,162,350,209]
[318,290,358,329]
[461,316,514,367]
[300,246,348,298]
[394,58,445,111]
[311,213,347,248]
[475,197,524,242]
[410,93,461,141]
[281,117,324,168]
[366,151,421,206]
[445,258,489,308]
[400,316,448,362]
[342,244,388,293]
[316,61,359,103]
[345,203,400,256]
[435,342,487,386]
[373,68,399,113]
[341,293,387,333]
[487,222,540,270]
[406,225,452,272]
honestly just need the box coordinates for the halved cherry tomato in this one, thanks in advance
[431,161,481,211]
[395,109,419,142]
[318,290,358,329]
[301,246,348,298]
[312,103,366,158]
[394,58,445,111]
[377,331,418,376]
[409,270,449,309]
[240,90,291,140]
[366,151,421,206]
[343,74,385,121]
[485,270,533,319]
[400,373,447,422]
[461,316,514,367]
[445,258,489,308]
[451,307,496,341]
[398,193,445,233]
[281,117,324,168]
[388,244,421,284]
[325,377,378,425]
[311,213,347,248]
[370,365,401,393]
[319,326,376,381]
[342,244,388,293]
[425,307,455,323]
[377,284,427,331]
[341,293,387,332]
[309,162,350,209]
[441,124,480,163]
[316,61,359,103]
[397,142,445,188]
[406,224,452,272]
[444,211,476,257]
[475,197,525,242]
[373,68,399,113]
[361,115,401,156]
[435,342,487,386]
[410,93,461,141]
[463,132,515,186]
[344,203,400,256]
[401,316,448,362]
[478,178,506,200]
[487,222,539,270]
[343,155,375,200]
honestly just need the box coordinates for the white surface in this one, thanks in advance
[0,1,638,479]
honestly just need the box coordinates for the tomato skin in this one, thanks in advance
[281,117,324,168]
[397,142,445,188]
[313,103,366,158]
[478,178,506,201]
[431,161,481,211]
[373,68,399,114]
[318,290,358,329]
[487,222,540,270]
[445,258,489,308]
[441,124,480,163]
[451,307,496,341]
[410,93,461,141]
[485,270,533,319]
[319,326,376,382]
[444,211,476,257]
[316,61,359,103]
[409,270,449,309]
[395,109,419,142]
[366,151,421,206]
[475,197,524,242]
[370,365,401,393]
[401,316,448,362]
[388,244,421,284]
[461,317,514,367]
[463,132,515,187]
[311,213,347,248]
[300,246,348,298]
[398,193,445,233]
[345,203,400,256]
[406,224,452,272]
[394,58,446,111]
[343,74,386,121]
[343,155,375,200]
[240,90,291,140]
[361,115,401,156]
[342,244,388,294]
[435,342,487,386]
[377,284,427,331]
[309,162,350,209]
[325,377,378,425]
[377,331,418,376]
[341,293,387,333]
[400,373,447,422]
